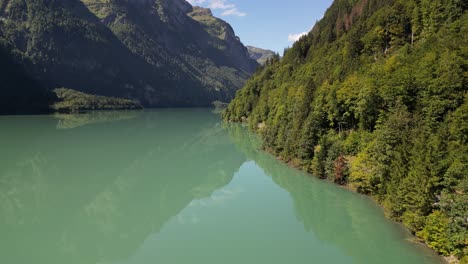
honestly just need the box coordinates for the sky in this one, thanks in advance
[187,0,334,53]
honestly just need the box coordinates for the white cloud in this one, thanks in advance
[188,0,246,17]
[209,0,235,9]
[221,8,246,17]
[187,0,206,5]
[288,32,308,42]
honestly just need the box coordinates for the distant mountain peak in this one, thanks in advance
[191,6,213,16]
[246,46,276,65]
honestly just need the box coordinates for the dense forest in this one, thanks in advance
[224,0,467,261]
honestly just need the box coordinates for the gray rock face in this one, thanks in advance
[188,6,257,74]
[246,46,277,65]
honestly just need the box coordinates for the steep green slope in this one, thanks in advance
[0,0,258,108]
[0,0,149,100]
[224,0,467,260]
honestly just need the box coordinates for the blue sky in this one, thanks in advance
[187,0,334,53]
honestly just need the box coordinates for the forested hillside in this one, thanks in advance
[52,88,142,112]
[224,0,467,261]
[0,0,257,109]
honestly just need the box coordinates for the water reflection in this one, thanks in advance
[53,111,142,129]
[0,110,246,264]
[0,112,444,264]
[224,123,444,264]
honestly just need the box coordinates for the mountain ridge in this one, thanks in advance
[246,46,277,65]
[0,0,258,113]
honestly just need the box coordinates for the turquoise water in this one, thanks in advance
[0,109,444,264]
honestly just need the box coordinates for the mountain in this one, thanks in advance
[0,0,258,111]
[224,0,467,261]
[246,46,277,65]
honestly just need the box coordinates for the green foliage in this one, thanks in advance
[417,211,452,255]
[224,0,467,258]
[462,257,468,264]
[52,88,142,112]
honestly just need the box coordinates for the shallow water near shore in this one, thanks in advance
[0,109,445,264]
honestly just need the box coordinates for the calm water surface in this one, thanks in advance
[0,109,444,264]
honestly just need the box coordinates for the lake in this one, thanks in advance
[0,109,444,264]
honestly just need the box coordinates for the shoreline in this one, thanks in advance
[244,124,455,264]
